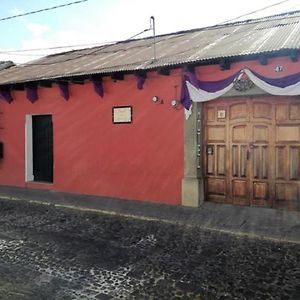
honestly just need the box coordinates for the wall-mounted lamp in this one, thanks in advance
[171,99,178,107]
[170,85,182,109]
[152,95,163,104]
[171,99,182,109]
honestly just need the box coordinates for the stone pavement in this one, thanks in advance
[0,197,299,299]
[0,185,299,243]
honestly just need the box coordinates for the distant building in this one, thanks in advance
[0,11,299,211]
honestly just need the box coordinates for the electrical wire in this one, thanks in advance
[0,15,295,60]
[1,5,299,65]
[16,8,300,66]
[0,2,297,56]
[0,0,88,22]
[0,7,298,58]
[217,0,292,24]
[17,26,152,66]
[0,42,109,53]
[0,28,150,58]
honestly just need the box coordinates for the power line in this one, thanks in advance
[0,42,108,54]
[0,36,147,56]
[0,14,151,58]
[0,4,298,57]
[0,0,88,22]
[218,0,292,24]
[0,5,298,63]
[19,25,152,66]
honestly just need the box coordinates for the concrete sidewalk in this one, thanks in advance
[0,185,299,243]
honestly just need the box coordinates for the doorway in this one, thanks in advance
[204,97,300,210]
[26,115,53,183]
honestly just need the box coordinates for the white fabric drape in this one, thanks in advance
[186,81,234,102]
[186,69,300,104]
[244,69,300,96]
[184,68,300,119]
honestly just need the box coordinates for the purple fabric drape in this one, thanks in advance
[197,72,239,92]
[184,71,200,88]
[0,89,13,103]
[180,75,192,110]
[185,70,239,92]
[136,75,146,90]
[58,82,69,100]
[26,85,38,103]
[181,68,300,110]
[250,70,300,88]
[181,71,239,109]
[92,80,104,97]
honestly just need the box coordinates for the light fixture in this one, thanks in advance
[152,95,159,102]
[171,99,181,109]
[152,95,163,104]
[171,85,182,109]
[171,99,178,108]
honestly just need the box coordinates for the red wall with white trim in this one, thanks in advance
[0,70,184,205]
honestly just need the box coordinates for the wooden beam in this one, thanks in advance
[12,83,24,91]
[259,55,268,65]
[71,78,85,84]
[290,50,299,62]
[111,73,124,81]
[90,74,103,82]
[157,68,170,76]
[185,64,195,72]
[39,80,53,88]
[134,70,147,78]
[219,59,231,70]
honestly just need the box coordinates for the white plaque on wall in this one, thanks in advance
[112,106,132,124]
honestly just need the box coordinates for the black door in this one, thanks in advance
[32,115,53,182]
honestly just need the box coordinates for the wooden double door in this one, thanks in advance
[204,97,300,210]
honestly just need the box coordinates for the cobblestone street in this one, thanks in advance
[0,198,299,299]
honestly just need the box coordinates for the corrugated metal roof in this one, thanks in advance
[1,11,300,85]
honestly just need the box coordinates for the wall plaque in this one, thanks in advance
[112,106,132,124]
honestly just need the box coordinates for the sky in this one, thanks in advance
[0,0,300,64]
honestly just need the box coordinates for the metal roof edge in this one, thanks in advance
[0,49,296,86]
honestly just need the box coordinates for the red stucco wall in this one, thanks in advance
[0,70,184,205]
[195,56,300,80]
[1,56,299,205]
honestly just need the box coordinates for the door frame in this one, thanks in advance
[25,114,53,183]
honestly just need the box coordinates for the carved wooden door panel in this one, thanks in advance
[229,123,272,206]
[274,100,300,210]
[228,100,256,206]
[204,97,300,211]
[204,100,229,204]
[248,101,274,207]
[249,123,272,207]
[229,121,251,205]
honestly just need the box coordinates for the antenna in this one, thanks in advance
[150,16,156,61]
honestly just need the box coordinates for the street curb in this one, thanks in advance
[1,194,300,245]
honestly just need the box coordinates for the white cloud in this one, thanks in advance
[26,23,51,37]
[0,21,53,64]
[2,0,300,64]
